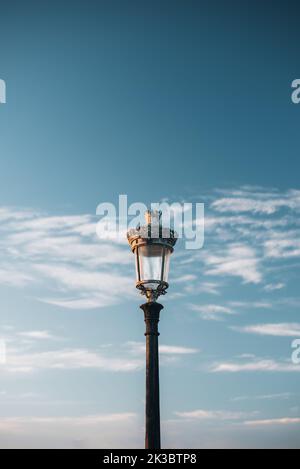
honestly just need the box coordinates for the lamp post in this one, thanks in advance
[127,210,177,450]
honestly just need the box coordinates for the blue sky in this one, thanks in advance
[0,0,300,449]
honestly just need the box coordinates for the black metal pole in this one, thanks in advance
[140,301,164,450]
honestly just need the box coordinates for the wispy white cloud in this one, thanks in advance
[0,207,37,223]
[264,235,300,259]
[211,189,300,214]
[0,330,198,374]
[234,323,300,337]
[39,296,119,310]
[195,282,220,295]
[32,264,134,309]
[2,348,144,374]
[17,331,58,341]
[175,409,256,421]
[189,300,273,321]
[212,197,281,215]
[172,274,198,284]
[203,244,262,284]
[189,304,234,321]
[0,267,34,288]
[229,301,272,309]
[0,413,139,449]
[211,358,300,373]
[232,393,293,402]
[263,283,285,292]
[191,187,300,291]
[33,264,133,295]
[182,281,220,296]
[11,214,94,233]
[0,207,133,310]
[244,418,300,427]
[0,413,137,428]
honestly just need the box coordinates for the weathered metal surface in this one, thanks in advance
[140,302,164,450]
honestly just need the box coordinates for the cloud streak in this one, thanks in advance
[244,418,300,427]
[189,304,234,321]
[0,413,139,449]
[3,348,143,374]
[0,207,133,309]
[211,358,300,373]
[203,244,262,284]
[234,323,300,337]
[0,330,198,374]
[175,409,254,421]
[211,189,300,215]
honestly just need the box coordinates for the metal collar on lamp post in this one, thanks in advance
[127,210,177,449]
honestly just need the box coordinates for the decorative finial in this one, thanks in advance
[145,210,162,226]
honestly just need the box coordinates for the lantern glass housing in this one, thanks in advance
[128,210,177,301]
[136,244,171,291]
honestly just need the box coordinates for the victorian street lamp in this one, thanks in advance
[127,210,177,449]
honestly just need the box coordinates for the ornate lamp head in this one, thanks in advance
[127,210,177,302]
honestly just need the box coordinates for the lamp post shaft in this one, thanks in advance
[140,302,163,450]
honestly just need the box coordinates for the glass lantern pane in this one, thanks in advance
[138,244,164,290]
[162,249,171,283]
[135,248,141,282]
